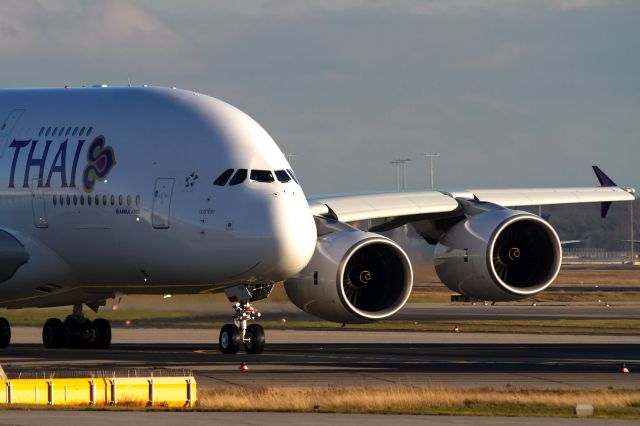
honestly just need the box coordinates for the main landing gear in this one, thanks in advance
[219,284,271,355]
[42,304,111,349]
[0,304,111,350]
[0,317,10,349]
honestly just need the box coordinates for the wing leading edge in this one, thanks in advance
[310,186,635,223]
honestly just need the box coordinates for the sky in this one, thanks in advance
[0,0,638,195]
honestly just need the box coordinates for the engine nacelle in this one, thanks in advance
[434,209,561,301]
[284,230,413,323]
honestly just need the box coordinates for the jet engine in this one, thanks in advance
[434,208,561,301]
[284,230,413,323]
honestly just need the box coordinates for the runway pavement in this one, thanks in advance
[2,326,638,390]
[0,411,638,426]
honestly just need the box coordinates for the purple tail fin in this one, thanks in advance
[593,165,617,187]
[592,165,616,218]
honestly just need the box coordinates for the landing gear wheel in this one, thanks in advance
[92,318,112,349]
[219,324,241,354]
[244,324,265,354]
[42,318,65,349]
[0,317,10,348]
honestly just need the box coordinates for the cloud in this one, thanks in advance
[0,0,181,57]
[203,0,617,18]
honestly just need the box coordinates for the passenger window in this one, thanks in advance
[214,169,234,186]
[80,195,84,206]
[102,195,107,205]
[88,195,92,206]
[118,195,123,206]
[229,169,247,186]
[53,196,57,206]
[110,195,115,205]
[250,170,275,183]
[95,195,100,206]
[275,170,291,183]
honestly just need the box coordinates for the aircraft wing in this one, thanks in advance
[309,186,635,223]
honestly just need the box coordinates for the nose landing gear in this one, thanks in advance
[219,284,271,355]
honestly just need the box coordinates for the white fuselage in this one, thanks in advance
[0,87,317,308]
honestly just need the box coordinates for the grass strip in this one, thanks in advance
[1,308,639,335]
[196,387,640,418]
[1,387,639,418]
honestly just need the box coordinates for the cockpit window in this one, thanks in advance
[229,169,247,186]
[275,170,291,183]
[214,168,234,186]
[287,169,299,184]
[250,170,275,183]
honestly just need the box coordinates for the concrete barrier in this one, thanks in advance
[0,376,196,407]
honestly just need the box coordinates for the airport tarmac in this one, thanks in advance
[0,411,637,426]
[2,326,638,390]
[0,411,638,426]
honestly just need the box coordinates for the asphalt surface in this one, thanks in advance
[0,411,637,426]
[2,326,638,390]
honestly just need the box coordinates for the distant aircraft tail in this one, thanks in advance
[592,165,617,218]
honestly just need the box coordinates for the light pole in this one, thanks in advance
[631,200,635,264]
[423,153,439,189]
[284,153,297,166]
[390,160,401,191]
[390,159,411,191]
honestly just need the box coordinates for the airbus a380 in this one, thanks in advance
[0,86,634,353]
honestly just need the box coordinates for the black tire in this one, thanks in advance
[219,324,240,354]
[92,318,111,349]
[42,318,65,349]
[244,324,265,354]
[0,317,10,349]
[62,317,81,348]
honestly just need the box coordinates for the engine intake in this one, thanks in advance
[435,209,561,301]
[285,230,413,323]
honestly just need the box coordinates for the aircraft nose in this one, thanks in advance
[264,190,317,281]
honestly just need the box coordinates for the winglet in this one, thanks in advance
[592,165,616,218]
[592,165,617,187]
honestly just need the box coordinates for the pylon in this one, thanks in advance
[620,364,630,373]
[239,361,249,372]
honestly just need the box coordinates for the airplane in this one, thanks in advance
[0,86,635,354]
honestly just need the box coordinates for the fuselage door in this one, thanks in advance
[0,109,25,158]
[152,178,175,229]
[31,177,48,228]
